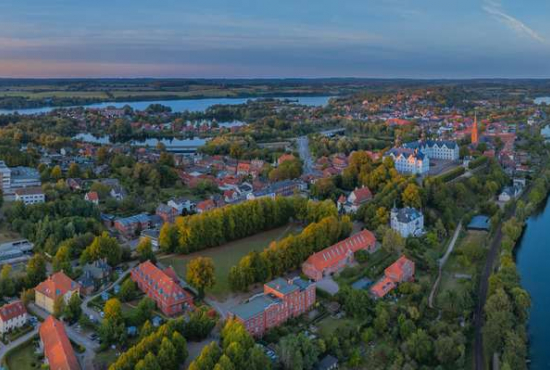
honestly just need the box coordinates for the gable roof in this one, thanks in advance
[0,300,27,322]
[350,187,372,204]
[385,256,415,281]
[303,230,376,272]
[35,272,80,300]
[370,276,396,298]
[39,316,81,370]
[133,261,190,303]
[85,191,99,201]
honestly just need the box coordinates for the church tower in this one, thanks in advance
[471,112,479,145]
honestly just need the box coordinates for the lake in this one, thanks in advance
[73,133,207,151]
[0,95,332,115]
[516,196,550,369]
[534,96,550,105]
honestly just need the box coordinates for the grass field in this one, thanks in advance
[5,338,40,370]
[316,316,361,339]
[159,224,301,299]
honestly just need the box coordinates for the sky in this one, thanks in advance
[1,0,550,78]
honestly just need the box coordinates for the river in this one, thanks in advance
[516,196,550,369]
[534,96,550,105]
[0,95,332,115]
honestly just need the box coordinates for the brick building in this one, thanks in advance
[370,256,415,298]
[0,300,27,334]
[35,272,81,314]
[39,315,81,370]
[130,260,193,316]
[302,230,376,281]
[228,277,315,337]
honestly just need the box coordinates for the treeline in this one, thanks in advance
[229,215,352,291]
[6,197,102,255]
[483,167,550,369]
[436,166,465,183]
[468,155,488,169]
[189,319,271,370]
[159,197,337,254]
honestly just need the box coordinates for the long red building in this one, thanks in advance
[130,260,193,316]
[228,277,315,337]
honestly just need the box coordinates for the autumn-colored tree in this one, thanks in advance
[186,257,215,298]
[136,237,156,263]
[51,165,63,180]
[402,183,422,209]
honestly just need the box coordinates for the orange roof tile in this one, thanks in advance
[35,272,80,300]
[39,316,81,370]
[370,277,396,298]
[0,300,27,322]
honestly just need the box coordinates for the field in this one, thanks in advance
[159,224,301,299]
[316,316,362,339]
[5,337,40,370]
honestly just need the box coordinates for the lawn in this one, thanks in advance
[159,224,302,299]
[316,316,361,339]
[5,337,41,370]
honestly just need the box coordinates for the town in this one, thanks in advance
[0,80,547,370]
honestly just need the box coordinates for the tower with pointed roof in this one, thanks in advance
[471,112,479,145]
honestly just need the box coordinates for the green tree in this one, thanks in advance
[402,183,422,209]
[382,228,405,254]
[53,244,72,274]
[67,163,81,178]
[118,279,137,302]
[186,257,216,298]
[64,293,82,323]
[51,165,63,180]
[136,238,156,263]
[159,223,179,253]
[53,295,65,318]
[0,264,15,297]
[82,232,122,266]
[135,352,161,370]
[25,254,47,287]
[157,337,177,370]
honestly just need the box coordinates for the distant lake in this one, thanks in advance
[0,95,332,115]
[74,133,207,151]
[534,96,550,105]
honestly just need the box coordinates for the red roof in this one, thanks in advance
[303,230,376,273]
[35,272,80,300]
[278,153,296,165]
[197,199,215,211]
[386,118,411,126]
[350,186,373,205]
[85,191,99,201]
[133,261,191,305]
[39,316,81,370]
[385,256,415,283]
[370,277,396,298]
[0,300,27,322]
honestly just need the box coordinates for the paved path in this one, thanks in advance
[0,326,39,364]
[428,221,462,309]
[296,136,319,176]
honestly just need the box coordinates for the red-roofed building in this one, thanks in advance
[237,162,251,176]
[196,199,216,213]
[302,230,377,281]
[277,153,296,166]
[35,272,81,314]
[0,300,27,334]
[39,315,81,370]
[386,118,412,127]
[84,191,99,205]
[131,260,193,316]
[370,256,415,298]
[339,186,373,213]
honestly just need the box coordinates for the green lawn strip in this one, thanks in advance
[4,335,41,370]
[159,224,301,299]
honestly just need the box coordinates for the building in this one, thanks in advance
[0,161,41,196]
[498,180,524,203]
[130,260,193,316]
[167,197,196,214]
[156,204,178,223]
[84,191,99,205]
[302,230,376,281]
[39,315,81,370]
[316,355,339,370]
[370,256,415,298]
[472,114,479,145]
[35,272,81,314]
[403,140,459,161]
[0,239,34,265]
[77,259,112,295]
[384,148,429,175]
[390,207,424,238]
[0,300,28,334]
[337,186,373,213]
[277,153,296,166]
[247,180,303,200]
[228,277,315,337]
[14,186,45,205]
[114,213,159,238]
[140,229,160,250]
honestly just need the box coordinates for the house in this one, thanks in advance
[77,259,112,295]
[156,204,178,223]
[498,181,524,203]
[277,153,296,166]
[302,230,377,281]
[14,187,45,205]
[196,199,216,213]
[39,315,81,370]
[114,213,157,238]
[390,207,424,238]
[0,301,27,334]
[84,191,99,205]
[316,355,339,370]
[140,229,160,250]
[223,189,240,203]
[337,186,373,213]
[168,197,196,214]
[228,277,315,337]
[35,272,81,314]
[384,148,429,175]
[66,178,83,191]
[370,256,415,298]
[130,260,193,316]
[247,180,302,200]
[109,184,127,200]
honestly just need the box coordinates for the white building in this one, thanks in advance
[0,161,11,194]
[14,186,45,205]
[0,300,28,334]
[391,207,425,238]
[385,148,430,175]
[403,140,460,161]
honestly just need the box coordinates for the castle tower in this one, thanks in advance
[471,112,479,145]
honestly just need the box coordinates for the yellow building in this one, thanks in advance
[35,272,80,314]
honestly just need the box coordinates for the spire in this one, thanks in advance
[471,111,479,145]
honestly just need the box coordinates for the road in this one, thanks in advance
[0,326,39,364]
[296,136,318,176]
[428,222,462,309]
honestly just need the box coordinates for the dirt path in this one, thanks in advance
[428,222,462,309]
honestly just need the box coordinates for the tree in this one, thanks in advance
[82,232,122,266]
[159,223,179,253]
[53,295,65,318]
[64,293,82,323]
[67,163,81,178]
[99,298,126,347]
[135,297,156,325]
[406,329,433,363]
[26,254,47,287]
[186,257,216,298]
[402,183,422,209]
[172,331,188,364]
[136,238,156,263]
[53,244,72,274]
[0,264,15,297]
[51,165,63,180]
[382,228,405,254]
[157,337,177,370]
[135,352,161,370]
[119,279,137,302]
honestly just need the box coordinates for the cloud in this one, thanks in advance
[483,0,545,43]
